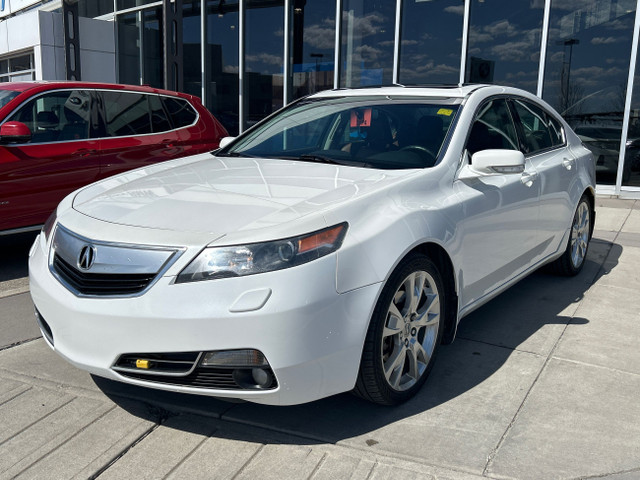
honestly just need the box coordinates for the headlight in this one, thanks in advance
[42,210,57,242]
[176,223,348,284]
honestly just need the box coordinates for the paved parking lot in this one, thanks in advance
[1,198,639,480]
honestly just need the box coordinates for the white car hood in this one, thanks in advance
[72,155,411,236]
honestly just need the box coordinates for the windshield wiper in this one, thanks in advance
[296,154,371,167]
[216,151,256,158]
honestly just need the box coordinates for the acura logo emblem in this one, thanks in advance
[77,245,96,271]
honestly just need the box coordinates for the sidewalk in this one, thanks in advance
[0,198,638,480]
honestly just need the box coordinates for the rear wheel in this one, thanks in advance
[354,254,445,405]
[550,195,591,276]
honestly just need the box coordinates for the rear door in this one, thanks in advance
[0,89,100,230]
[96,91,187,178]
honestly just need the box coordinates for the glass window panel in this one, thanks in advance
[543,0,636,186]
[244,0,284,130]
[149,95,172,132]
[143,7,164,88]
[101,91,152,136]
[183,1,202,98]
[0,60,9,74]
[78,0,114,18]
[7,91,91,143]
[117,12,141,85]
[9,54,32,72]
[117,0,158,10]
[467,98,519,155]
[206,0,240,136]
[398,0,463,85]
[466,0,544,92]
[512,98,559,154]
[340,0,395,88]
[162,97,197,127]
[289,0,335,100]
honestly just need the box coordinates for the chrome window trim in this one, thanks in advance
[0,88,200,145]
[48,224,186,298]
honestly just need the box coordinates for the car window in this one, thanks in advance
[466,98,519,156]
[512,98,564,154]
[101,91,152,137]
[6,90,91,143]
[222,97,461,170]
[149,95,172,133]
[161,97,197,128]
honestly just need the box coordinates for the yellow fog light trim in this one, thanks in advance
[136,359,150,369]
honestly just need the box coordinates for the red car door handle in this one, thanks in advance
[161,139,175,147]
[73,148,97,157]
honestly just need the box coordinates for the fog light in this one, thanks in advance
[251,367,269,386]
[201,349,268,367]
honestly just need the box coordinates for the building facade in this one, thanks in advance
[2,0,640,196]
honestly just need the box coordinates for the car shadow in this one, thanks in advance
[93,236,621,446]
[0,231,38,283]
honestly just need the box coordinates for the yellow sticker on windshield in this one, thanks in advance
[437,108,453,116]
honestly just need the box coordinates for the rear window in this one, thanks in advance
[161,97,197,128]
[101,91,152,137]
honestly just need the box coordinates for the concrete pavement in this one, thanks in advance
[0,198,638,479]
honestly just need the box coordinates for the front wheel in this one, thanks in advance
[354,254,445,405]
[550,195,592,276]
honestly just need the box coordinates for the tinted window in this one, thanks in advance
[0,90,19,109]
[467,98,519,156]
[224,98,460,170]
[7,90,91,143]
[148,95,172,133]
[512,99,563,154]
[101,91,152,137]
[162,97,197,128]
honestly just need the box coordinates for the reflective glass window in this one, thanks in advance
[9,55,32,73]
[399,0,463,85]
[466,0,544,92]
[624,33,640,187]
[244,0,284,130]
[340,0,395,88]
[101,91,152,137]
[511,98,563,154]
[206,0,240,136]
[143,8,164,88]
[542,0,636,186]
[8,91,92,143]
[78,0,113,18]
[117,0,158,10]
[467,98,519,156]
[117,12,141,85]
[290,0,335,100]
[183,1,202,99]
[162,97,197,128]
[149,95,172,132]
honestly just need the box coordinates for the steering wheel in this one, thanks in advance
[399,145,437,167]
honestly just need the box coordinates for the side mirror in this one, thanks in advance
[218,136,235,149]
[470,149,525,175]
[0,121,32,144]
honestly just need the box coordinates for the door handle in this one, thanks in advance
[73,149,97,157]
[521,171,538,187]
[562,157,574,170]
[160,139,175,147]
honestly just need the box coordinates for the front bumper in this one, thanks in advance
[29,232,381,405]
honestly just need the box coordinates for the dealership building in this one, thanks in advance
[2,0,640,196]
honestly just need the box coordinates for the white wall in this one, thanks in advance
[0,9,116,82]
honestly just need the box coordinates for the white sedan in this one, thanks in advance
[28,85,595,406]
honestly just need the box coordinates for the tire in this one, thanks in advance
[354,254,445,405]
[550,195,592,276]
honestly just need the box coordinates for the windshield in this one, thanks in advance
[0,90,20,110]
[221,96,461,169]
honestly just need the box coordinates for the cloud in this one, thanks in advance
[444,5,464,15]
[245,53,283,67]
[591,36,620,45]
[303,18,336,50]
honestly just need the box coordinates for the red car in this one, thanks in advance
[0,81,228,234]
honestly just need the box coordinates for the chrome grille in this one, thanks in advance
[53,254,156,296]
[49,225,181,297]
